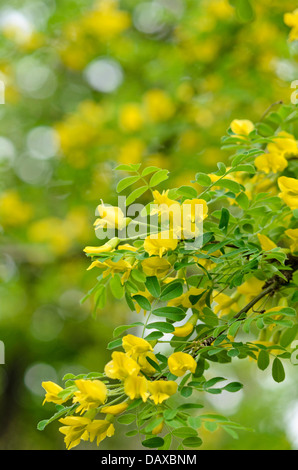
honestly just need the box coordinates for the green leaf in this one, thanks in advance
[126,186,148,205]
[182,437,203,448]
[144,331,164,341]
[215,179,241,193]
[144,417,164,433]
[236,192,250,209]
[113,322,143,338]
[142,166,161,177]
[160,281,183,301]
[223,382,243,392]
[280,325,298,348]
[178,403,204,410]
[149,169,169,187]
[195,173,212,186]
[152,306,185,321]
[107,338,123,350]
[146,322,175,333]
[219,208,230,232]
[115,163,141,172]
[117,414,136,425]
[132,294,151,311]
[272,357,285,383]
[177,186,197,199]
[116,175,140,193]
[257,350,270,370]
[110,274,124,299]
[142,437,164,449]
[145,276,161,298]
[172,427,198,438]
[235,0,254,22]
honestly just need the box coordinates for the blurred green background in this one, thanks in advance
[0,0,297,449]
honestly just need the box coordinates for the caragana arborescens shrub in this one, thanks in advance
[40,105,298,450]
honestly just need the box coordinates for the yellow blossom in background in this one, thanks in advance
[118,139,146,165]
[257,234,277,251]
[143,89,175,122]
[124,374,149,402]
[284,9,298,41]
[42,381,65,406]
[285,229,298,253]
[278,176,298,210]
[0,191,32,227]
[104,352,140,380]
[213,291,239,317]
[119,103,144,132]
[59,416,91,450]
[148,380,178,404]
[73,379,107,414]
[168,352,197,377]
[237,277,265,302]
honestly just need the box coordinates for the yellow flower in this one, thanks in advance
[0,190,33,227]
[141,257,171,278]
[285,229,298,253]
[84,237,120,255]
[122,334,153,357]
[94,204,127,230]
[267,132,298,158]
[152,420,164,435]
[59,416,91,450]
[144,231,178,257]
[73,380,107,414]
[118,138,146,164]
[136,351,159,375]
[254,153,288,174]
[257,234,277,251]
[101,402,128,415]
[119,103,143,132]
[104,352,140,380]
[88,258,133,283]
[148,380,178,404]
[143,89,175,122]
[168,352,197,377]
[230,119,254,138]
[181,198,208,223]
[278,176,298,210]
[237,277,264,303]
[213,291,239,318]
[173,322,194,337]
[87,420,115,446]
[284,9,298,41]
[169,287,207,310]
[42,381,65,406]
[124,374,149,402]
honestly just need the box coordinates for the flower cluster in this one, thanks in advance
[41,107,298,450]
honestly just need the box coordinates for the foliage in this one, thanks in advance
[40,106,298,449]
